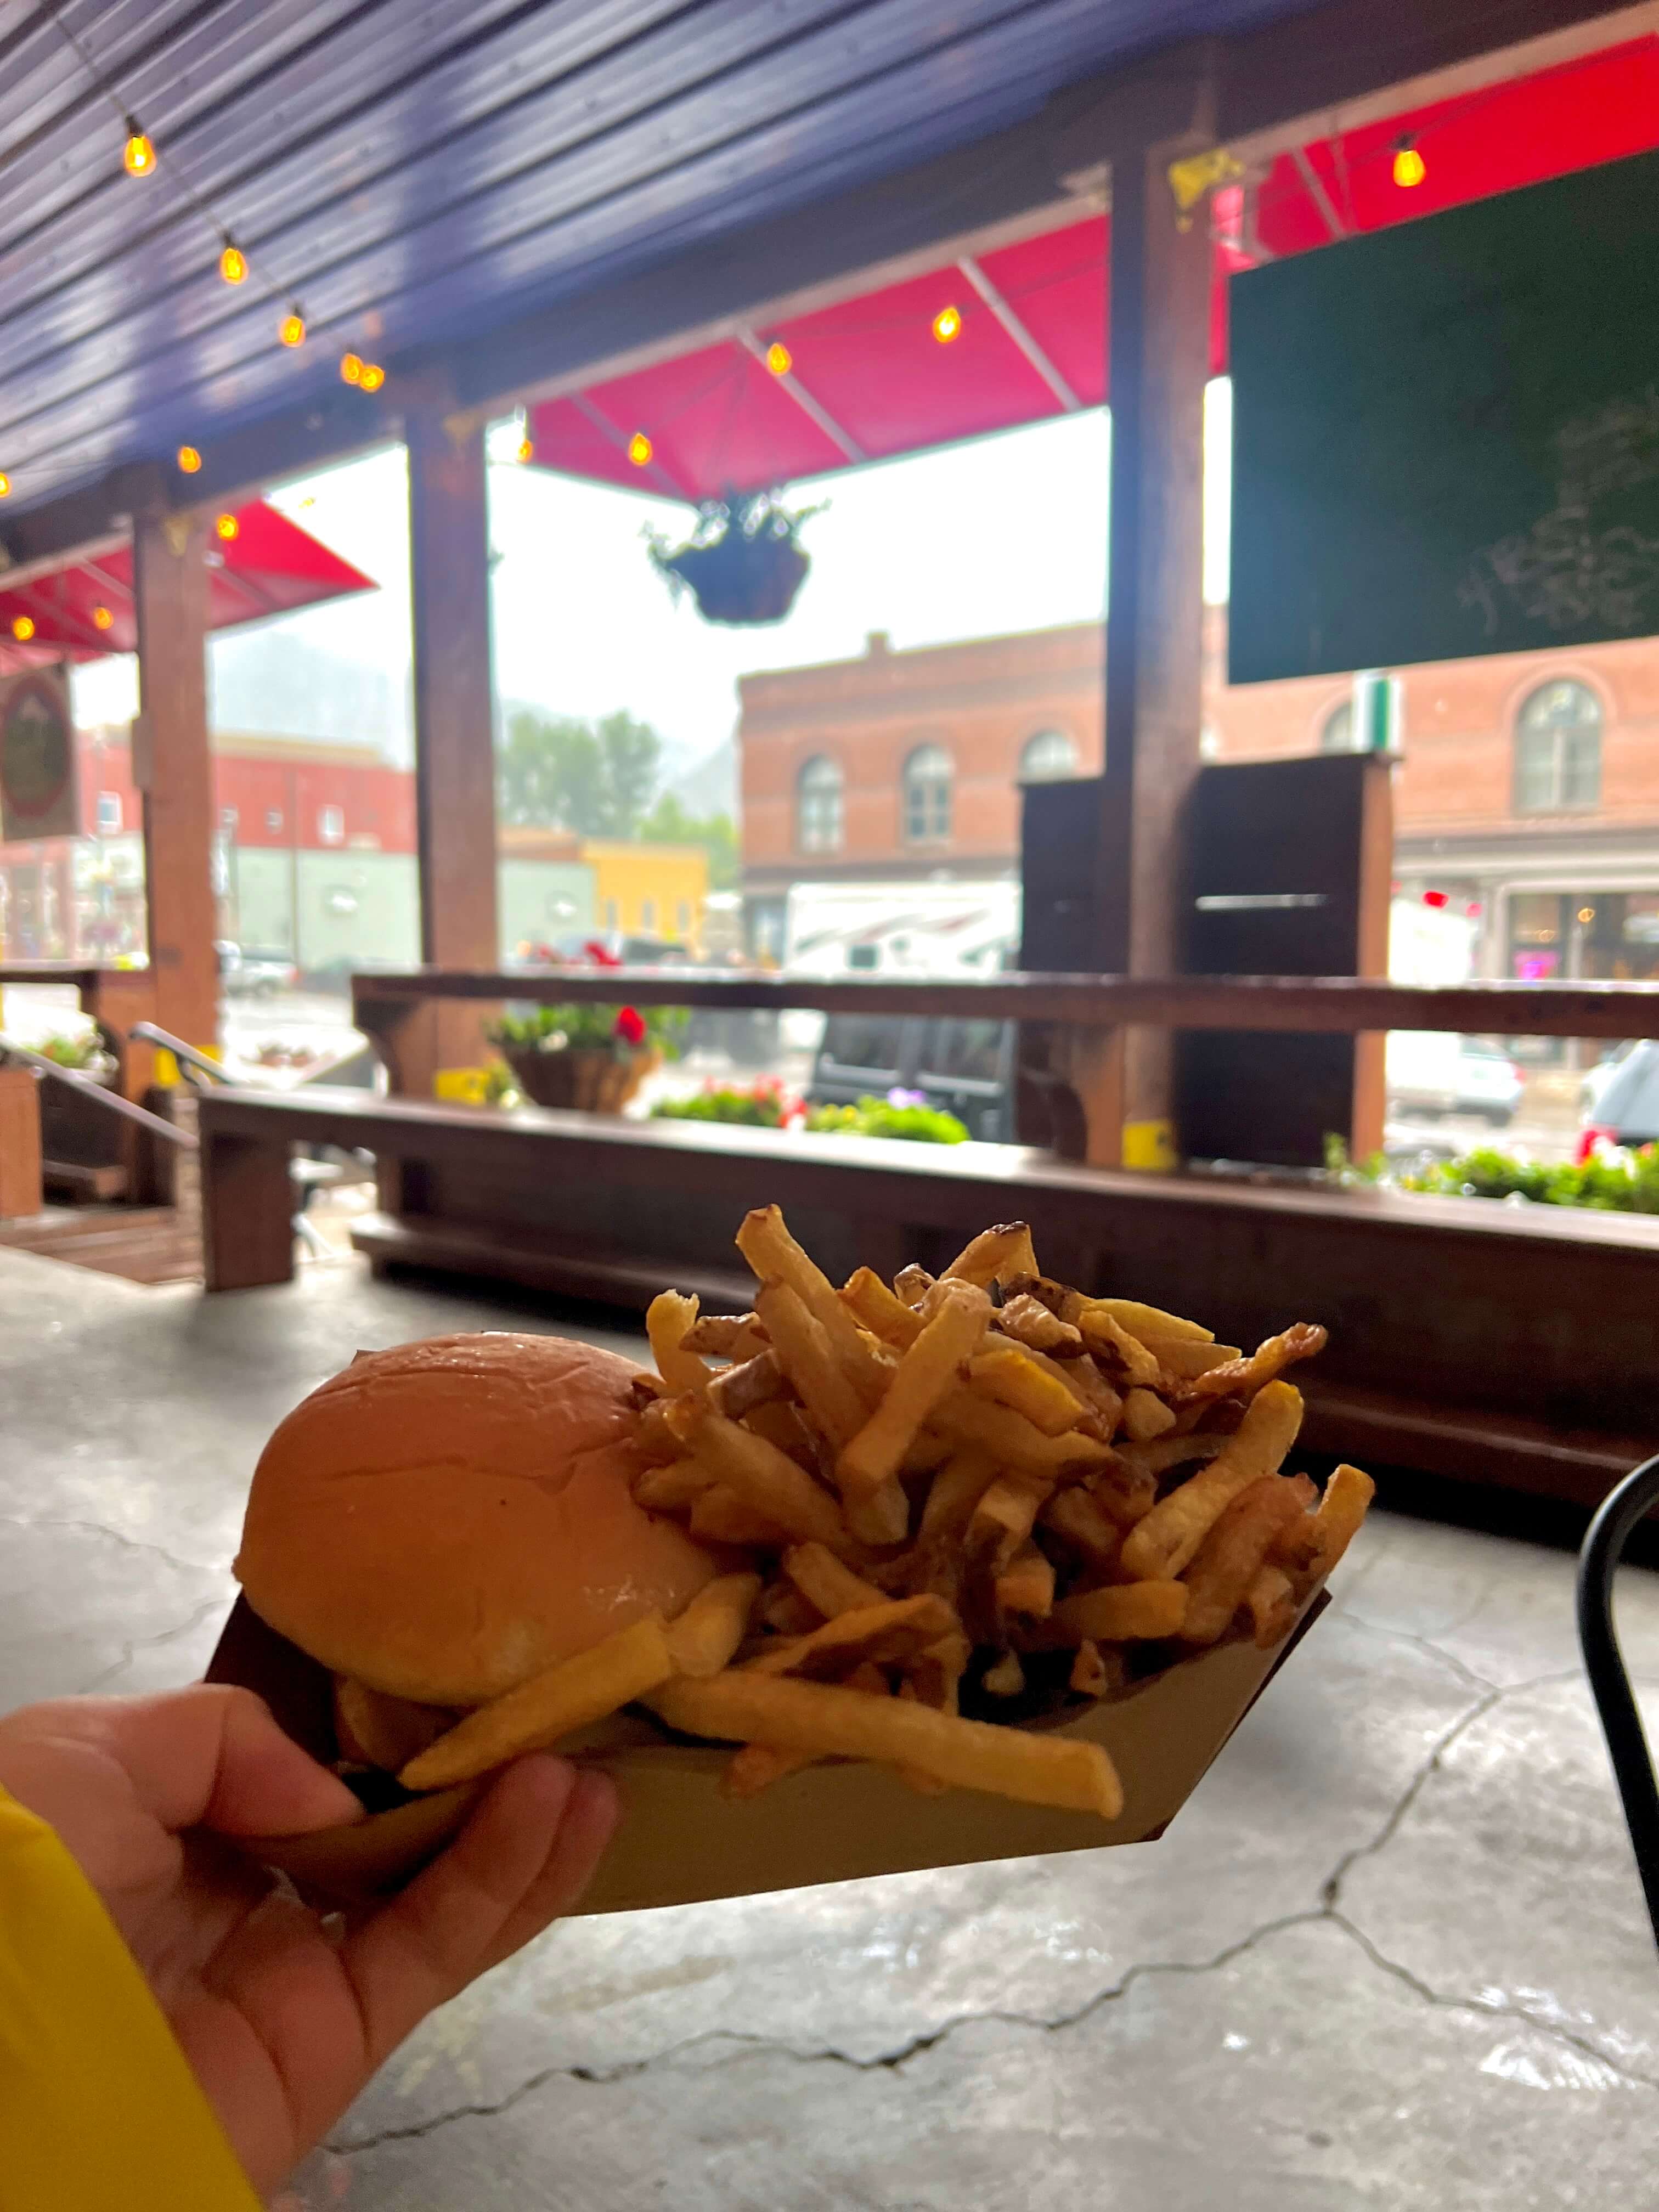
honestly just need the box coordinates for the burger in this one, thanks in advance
[233,1330,718,1777]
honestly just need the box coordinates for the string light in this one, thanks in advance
[122,122,156,178]
[1392,136,1425,188]
[627,431,653,466]
[176,445,202,473]
[339,353,363,386]
[92,606,114,631]
[765,341,792,376]
[219,243,247,285]
[0,474,9,498]
[215,512,239,541]
[358,362,385,392]
[517,437,534,464]
[932,304,962,344]
[12,616,35,642]
[279,309,306,348]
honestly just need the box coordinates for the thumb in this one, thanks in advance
[94,1684,364,1837]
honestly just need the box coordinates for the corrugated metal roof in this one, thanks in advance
[0,0,1321,519]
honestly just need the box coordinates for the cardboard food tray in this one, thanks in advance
[206,1586,1330,1916]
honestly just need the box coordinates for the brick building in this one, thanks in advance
[738,615,1659,984]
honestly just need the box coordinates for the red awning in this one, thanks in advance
[0,499,375,672]
[527,34,1659,506]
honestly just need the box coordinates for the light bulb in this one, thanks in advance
[215,512,239,541]
[517,437,534,464]
[279,311,305,348]
[12,616,35,642]
[123,128,156,178]
[932,304,962,343]
[339,353,363,386]
[358,362,385,392]
[0,473,10,498]
[765,341,792,376]
[1392,139,1425,188]
[92,605,114,631]
[627,431,653,466]
[219,244,247,285]
[176,445,202,473]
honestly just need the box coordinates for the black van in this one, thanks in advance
[808,1013,1015,1140]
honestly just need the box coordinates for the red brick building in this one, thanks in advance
[739,615,1659,983]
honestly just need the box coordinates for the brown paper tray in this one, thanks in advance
[207,1586,1329,1916]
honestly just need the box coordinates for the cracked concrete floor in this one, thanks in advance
[2,1245,1656,2210]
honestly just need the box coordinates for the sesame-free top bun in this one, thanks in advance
[233,1333,717,1707]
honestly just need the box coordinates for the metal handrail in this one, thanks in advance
[130,1022,232,1091]
[0,1036,197,1147]
[1578,1451,1659,1952]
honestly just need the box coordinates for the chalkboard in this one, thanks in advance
[1229,148,1659,681]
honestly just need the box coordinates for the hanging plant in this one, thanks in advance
[647,492,822,626]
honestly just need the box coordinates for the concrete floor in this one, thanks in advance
[2,1246,1656,2210]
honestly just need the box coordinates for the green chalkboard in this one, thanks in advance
[1229,148,1659,682]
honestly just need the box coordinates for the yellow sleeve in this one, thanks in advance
[0,1788,262,2210]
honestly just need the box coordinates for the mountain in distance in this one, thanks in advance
[210,628,409,759]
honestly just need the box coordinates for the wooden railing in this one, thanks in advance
[351,967,1659,1167]
[0,963,160,1099]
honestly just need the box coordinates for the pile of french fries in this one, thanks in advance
[396,1207,1373,1821]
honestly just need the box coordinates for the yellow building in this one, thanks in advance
[582,839,708,946]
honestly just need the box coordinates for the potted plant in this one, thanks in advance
[33,1029,126,1188]
[487,1002,685,1113]
[647,492,821,626]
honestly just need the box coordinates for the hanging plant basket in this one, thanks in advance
[648,493,821,626]
[501,1043,658,1114]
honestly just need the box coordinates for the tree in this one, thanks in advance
[636,791,740,889]
[495,708,662,836]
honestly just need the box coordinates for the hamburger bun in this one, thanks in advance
[234,1332,716,1706]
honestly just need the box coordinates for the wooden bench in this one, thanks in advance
[195,1084,1659,1508]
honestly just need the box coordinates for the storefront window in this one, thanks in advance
[1514,681,1601,812]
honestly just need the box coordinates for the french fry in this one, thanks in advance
[1308,1463,1375,1577]
[1114,1432,1228,1481]
[909,1630,971,1714]
[402,1615,675,1791]
[1120,1386,1176,1442]
[943,1221,1038,1287]
[744,1594,959,1680]
[994,1292,1082,1355]
[334,1677,454,1772]
[994,1543,1056,1620]
[893,1262,934,1307]
[742,1397,821,1469]
[916,1447,1000,1550]
[1084,1298,1213,1345]
[1046,1578,1189,1644]
[1048,1356,1124,1435]
[735,1206,889,1405]
[840,1266,925,1348]
[837,1280,990,1500]
[707,1348,787,1420]
[893,1678,950,1793]
[1172,1322,1328,1404]
[981,1650,1025,1697]
[693,1412,853,1553]
[1155,1340,1243,1380]
[1039,1486,1124,1573]
[934,1388,1115,1478]
[1179,1476,1310,1646]
[967,1475,1045,1576]
[1075,1308,1161,1387]
[650,1672,1124,1819]
[720,1660,888,1799]
[1068,1639,1110,1699]
[783,1541,887,1619]
[681,1312,765,1359]
[759,1580,822,1636]
[665,1573,763,1677]
[1246,1564,1298,1648]
[647,1290,709,1393]
[967,1344,1085,1436]
[1088,1463,1159,1527]
[755,1280,868,1446]
[689,1483,796,1549]
[633,1458,718,1513]
[1119,1381,1304,1582]
[635,1396,687,1464]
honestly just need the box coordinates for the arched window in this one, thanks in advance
[796,755,843,852]
[1321,701,1354,753]
[902,744,953,842]
[1515,680,1602,812]
[1018,729,1079,782]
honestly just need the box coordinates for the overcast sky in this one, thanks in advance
[72,382,1235,775]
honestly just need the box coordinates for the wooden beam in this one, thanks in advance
[406,405,499,1086]
[133,507,219,1055]
[1094,121,1214,1170]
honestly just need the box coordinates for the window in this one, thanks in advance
[95,791,122,834]
[1018,729,1079,782]
[902,743,952,843]
[318,804,345,844]
[676,899,690,934]
[266,808,283,833]
[1514,680,1601,812]
[797,756,843,852]
[1321,701,1355,753]
[604,898,619,929]
[219,806,238,833]
[641,897,657,931]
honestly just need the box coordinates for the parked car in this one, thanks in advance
[1450,1039,1524,1126]
[1580,1040,1639,1115]
[216,941,297,997]
[1386,1032,1522,1125]
[1580,1040,1659,1153]
[809,1014,1014,1141]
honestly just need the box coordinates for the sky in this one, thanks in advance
[71,381,1236,781]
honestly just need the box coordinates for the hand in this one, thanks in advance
[0,1686,617,2194]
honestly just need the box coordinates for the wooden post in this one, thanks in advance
[406,404,499,1090]
[133,507,220,1057]
[0,1065,42,1220]
[1096,127,1215,1170]
[200,1125,294,1291]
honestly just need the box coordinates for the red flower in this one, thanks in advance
[614,1006,647,1047]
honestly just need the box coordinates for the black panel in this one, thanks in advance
[1019,775,1101,970]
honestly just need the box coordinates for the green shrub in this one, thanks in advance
[805,1096,968,1144]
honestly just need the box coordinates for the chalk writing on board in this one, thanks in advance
[1462,390,1659,637]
